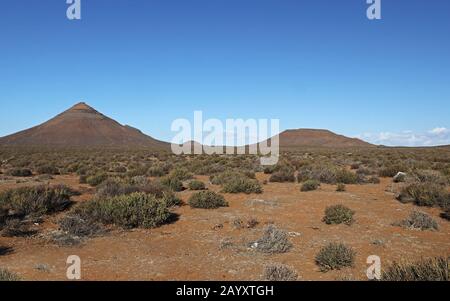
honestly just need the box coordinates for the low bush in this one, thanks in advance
[335,169,359,184]
[95,179,140,198]
[379,164,408,178]
[394,210,439,231]
[0,185,73,219]
[441,209,450,221]
[147,166,165,177]
[73,192,173,229]
[222,177,262,194]
[254,225,292,254]
[86,173,108,187]
[323,205,354,225]
[188,180,206,191]
[269,167,296,183]
[36,165,60,175]
[7,168,32,177]
[0,245,13,256]
[315,243,355,272]
[263,264,298,281]
[210,170,250,185]
[336,183,346,192]
[1,219,36,237]
[412,170,448,186]
[168,167,193,181]
[188,191,228,209]
[58,215,103,237]
[300,180,320,192]
[382,257,449,281]
[397,182,448,208]
[0,268,21,281]
[160,176,184,192]
[367,176,381,184]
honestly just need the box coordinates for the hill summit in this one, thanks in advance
[0,102,168,148]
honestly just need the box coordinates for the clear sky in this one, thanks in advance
[1,0,449,146]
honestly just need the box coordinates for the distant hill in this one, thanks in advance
[275,129,374,148]
[0,102,169,149]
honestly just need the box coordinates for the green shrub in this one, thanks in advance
[73,193,173,229]
[0,185,73,219]
[335,169,359,184]
[269,167,296,183]
[36,165,60,175]
[222,177,262,194]
[301,180,320,192]
[147,165,167,177]
[188,191,228,209]
[315,243,355,272]
[336,183,346,192]
[95,178,139,198]
[0,268,21,281]
[160,176,184,192]
[394,210,439,231]
[210,170,248,185]
[169,167,193,181]
[397,182,448,208]
[86,173,108,187]
[323,205,354,225]
[254,225,292,254]
[382,257,449,281]
[263,264,298,281]
[7,168,32,177]
[188,180,206,191]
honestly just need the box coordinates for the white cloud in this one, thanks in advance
[429,127,449,135]
[356,127,450,147]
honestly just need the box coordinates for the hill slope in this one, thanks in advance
[276,129,373,148]
[0,102,168,149]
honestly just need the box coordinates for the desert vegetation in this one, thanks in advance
[0,146,448,280]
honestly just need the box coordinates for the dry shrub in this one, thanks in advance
[7,168,32,177]
[336,183,346,192]
[254,225,292,254]
[382,257,449,281]
[315,243,355,272]
[58,215,103,237]
[300,180,320,192]
[394,210,439,231]
[269,167,296,183]
[397,182,449,208]
[1,219,36,237]
[0,268,21,281]
[263,264,298,281]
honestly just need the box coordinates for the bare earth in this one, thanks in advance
[0,174,449,281]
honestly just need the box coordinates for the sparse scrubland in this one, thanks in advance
[0,146,449,280]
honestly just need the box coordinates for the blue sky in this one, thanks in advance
[0,0,449,146]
